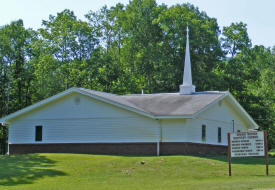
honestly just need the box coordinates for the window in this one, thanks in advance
[35,126,43,141]
[202,125,206,142]
[218,127,221,143]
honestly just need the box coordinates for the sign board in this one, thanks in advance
[227,131,268,176]
[230,131,265,157]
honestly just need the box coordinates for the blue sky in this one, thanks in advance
[1,0,274,47]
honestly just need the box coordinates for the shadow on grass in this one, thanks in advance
[0,154,66,186]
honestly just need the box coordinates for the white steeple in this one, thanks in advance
[180,26,196,95]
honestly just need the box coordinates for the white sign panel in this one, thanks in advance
[230,131,265,157]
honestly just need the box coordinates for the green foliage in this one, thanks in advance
[0,20,34,114]
[221,22,251,57]
[38,9,99,91]
[0,0,274,147]
[155,3,223,91]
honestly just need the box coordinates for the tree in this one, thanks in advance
[247,46,275,148]
[221,22,251,57]
[0,20,34,116]
[86,5,126,93]
[39,9,99,91]
[121,0,163,93]
[217,22,252,92]
[156,3,223,92]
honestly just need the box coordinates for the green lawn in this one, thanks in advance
[0,153,275,190]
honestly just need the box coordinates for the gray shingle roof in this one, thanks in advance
[79,88,227,116]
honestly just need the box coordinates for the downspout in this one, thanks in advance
[156,119,162,156]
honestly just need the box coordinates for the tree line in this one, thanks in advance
[0,0,274,148]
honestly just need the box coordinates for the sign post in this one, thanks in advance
[227,133,231,176]
[227,131,268,176]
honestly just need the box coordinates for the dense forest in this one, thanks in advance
[0,0,274,148]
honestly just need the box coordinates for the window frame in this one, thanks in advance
[218,127,222,143]
[202,124,206,142]
[35,125,43,142]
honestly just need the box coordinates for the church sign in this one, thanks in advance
[227,131,268,176]
[230,131,265,157]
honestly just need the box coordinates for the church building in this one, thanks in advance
[0,27,258,155]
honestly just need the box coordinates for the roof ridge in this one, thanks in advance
[75,87,227,96]
[121,93,179,96]
[77,87,117,96]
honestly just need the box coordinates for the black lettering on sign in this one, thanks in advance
[231,131,265,157]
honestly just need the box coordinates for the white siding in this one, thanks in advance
[9,93,159,144]
[161,98,250,146]
[8,93,252,146]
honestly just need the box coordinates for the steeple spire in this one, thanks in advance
[180,26,196,95]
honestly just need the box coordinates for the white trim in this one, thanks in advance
[8,142,227,146]
[8,141,158,144]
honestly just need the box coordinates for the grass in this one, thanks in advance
[0,153,275,190]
